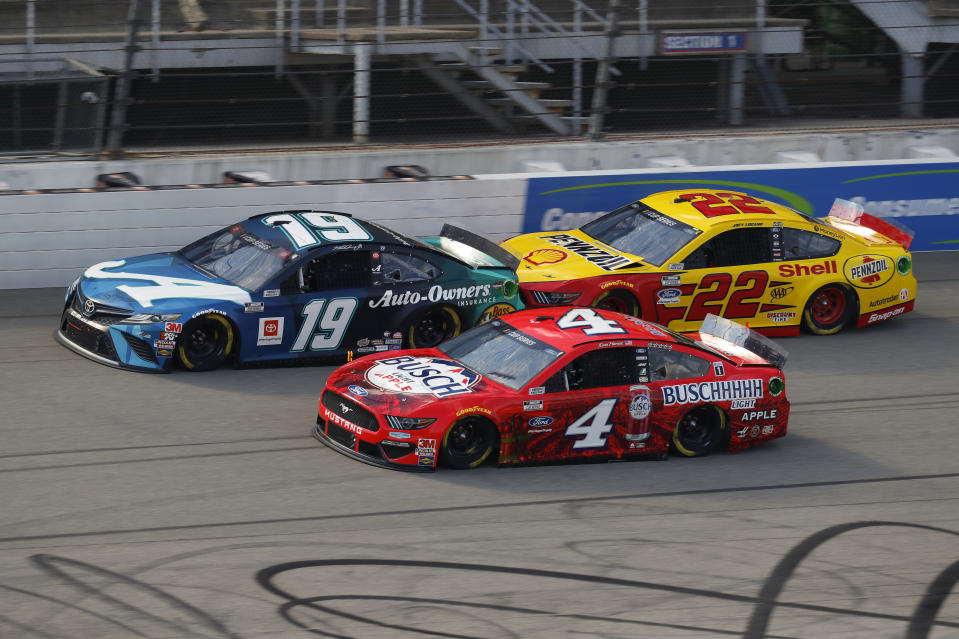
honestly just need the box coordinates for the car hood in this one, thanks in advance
[327,351,494,413]
[501,229,651,283]
[78,252,252,311]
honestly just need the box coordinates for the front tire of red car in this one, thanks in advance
[175,313,235,371]
[440,417,497,469]
[803,283,855,335]
[592,290,640,317]
[672,405,727,457]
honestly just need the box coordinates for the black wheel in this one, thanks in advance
[175,313,235,371]
[803,283,855,335]
[408,306,461,349]
[672,405,727,457]
[593,290,640,317]
[440,417,497,469]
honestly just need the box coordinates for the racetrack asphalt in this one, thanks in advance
[0,252,957,638]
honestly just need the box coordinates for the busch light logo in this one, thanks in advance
[366,356,481,398]
[347,385,368,397]
[528,416,555,427]
[662,379,764,406]
[629,394,651,420]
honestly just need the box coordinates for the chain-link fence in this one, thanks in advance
[1,0,957,157]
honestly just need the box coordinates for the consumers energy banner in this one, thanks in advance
[522,161,959,251]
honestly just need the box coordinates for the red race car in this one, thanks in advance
[314,308,789,471]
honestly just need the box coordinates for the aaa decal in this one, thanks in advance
[844,255,894,289]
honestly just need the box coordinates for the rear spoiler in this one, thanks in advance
[825,198,915,249]
[699,314,788,369]
[440,224,521,271]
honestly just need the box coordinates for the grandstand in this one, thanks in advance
[0,0,957,155]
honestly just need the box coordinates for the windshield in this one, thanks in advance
[178,223,297,291]
[439,320,563,390]
[581,203,702,266]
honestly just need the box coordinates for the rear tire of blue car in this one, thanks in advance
[440,417,497,469]
[175,313,235,371]
[408,305,461,349]
[672,405,727,457]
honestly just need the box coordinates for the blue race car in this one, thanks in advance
[57,211,522,372]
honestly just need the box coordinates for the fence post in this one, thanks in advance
[106,0,147,156]
[26,0,36,81]
[353,42,371,143]
[588,0,621,139]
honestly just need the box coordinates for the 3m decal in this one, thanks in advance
[257,317,284,346]
[662,379,764,406]
[291,298,358,351]
[556,307,626,335]
[564,398,617,449]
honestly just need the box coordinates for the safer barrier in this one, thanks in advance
[2,158,956,290]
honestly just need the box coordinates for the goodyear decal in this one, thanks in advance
[844,255,894,289]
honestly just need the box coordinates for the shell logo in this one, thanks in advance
[843,254,894,289]
[524,248,567,266]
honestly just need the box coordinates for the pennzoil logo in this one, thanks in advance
[844,255,893,289]
[537,234,632,271]
[524,248,568,265]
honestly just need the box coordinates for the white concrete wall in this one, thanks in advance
[0,177,527,289]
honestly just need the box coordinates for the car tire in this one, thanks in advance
[672,405,727,457]
[175,313,235,371]
[803,283,855,335]
[440,417,498,469]
[408,305,461,349]
[592,290,640,317]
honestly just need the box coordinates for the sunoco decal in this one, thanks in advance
[365,356,480,397]
[844,255,893,289]
[536,234,632,271]
[662,379,763,406]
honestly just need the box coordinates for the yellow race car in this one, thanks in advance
[501,189,916,336]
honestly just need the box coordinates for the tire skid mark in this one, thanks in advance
[16,554,242,639]
[256,520,959,639]
[0,435,308,460]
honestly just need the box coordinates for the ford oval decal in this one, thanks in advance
[529,416,554,427]
[657,288,682,303]
[348,384,368,396]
